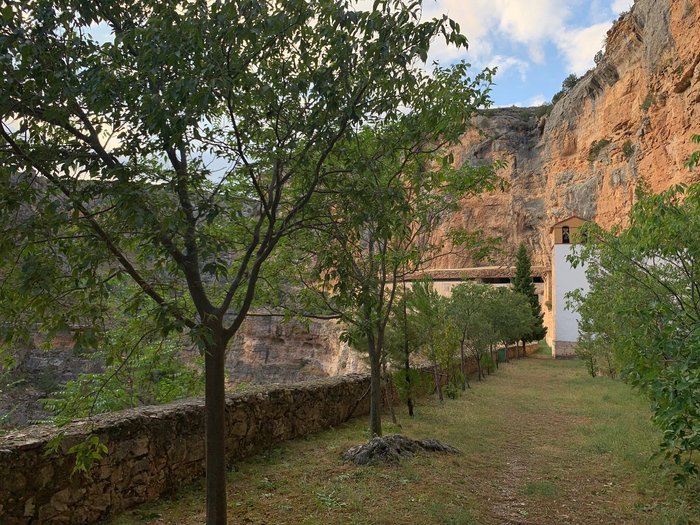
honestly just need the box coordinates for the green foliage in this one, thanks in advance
[551,73,580,105]
[391,367,434,401]
[562,73,580,91]
[0,0,477,359]
[687,134,700,170]
[447,280,536,381]
[622,140,635,159]
[535,340,552,357]
[44,433,108,476]
[69,435,109,475]
[588,138,612,162]
[511,243,547,343]
[551,90,566,105]
[44,330,203,423]
[533,103,554,118]
[294,60,500,430]
[0,0,494,517]
[408,279,460,376]
[569,179,700,483]
[641,93,655,112]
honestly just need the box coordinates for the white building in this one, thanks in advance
[548,217,590,358]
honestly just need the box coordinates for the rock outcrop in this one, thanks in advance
[226,316,367,385]
[437,0,700,270]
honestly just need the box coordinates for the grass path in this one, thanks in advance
[107,359,698,525]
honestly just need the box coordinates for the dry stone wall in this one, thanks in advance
[0,374,372,525]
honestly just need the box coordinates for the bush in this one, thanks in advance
[562,73,579,90]
[588,138,611,161]
[392,368,435,401]
[569,179,700,484]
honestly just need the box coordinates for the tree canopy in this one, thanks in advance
[512,243,547,348]
[0,1,479,522]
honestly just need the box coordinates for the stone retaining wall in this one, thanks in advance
[0,346,537,525]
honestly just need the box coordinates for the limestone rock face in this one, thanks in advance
[226,317,367,385]
[438,0,700,270]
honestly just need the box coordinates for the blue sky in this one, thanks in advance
[421,0,634,107]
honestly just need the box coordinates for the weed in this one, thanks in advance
[536,340,552,356]
[525,480,559,497]
[315,489,347,509]
[641,93,654,112]
[588,138,612,162]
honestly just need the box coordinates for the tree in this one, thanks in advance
[448,281,491,385]
[295,63,499,436]
[487,287,536,361]
[408,279,454,402]
[447,283,535,385]
[511,243,547,356]
[552,73,580,105]
[0,2,473,522]
[570,180,700,483]
[384,282,420,417]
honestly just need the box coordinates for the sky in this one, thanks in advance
[420,0,634,107]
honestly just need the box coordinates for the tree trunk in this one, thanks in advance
[492,344,498,369]
[432,356,444,402]
[369,345,382,437]
[476,354,482,381]
[401,277,414,417]
[403,347,414,417]
[382,361,398,426]
[460,343,468,390]
[205,344,227,525]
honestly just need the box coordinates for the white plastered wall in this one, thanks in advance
[553,244,590,344]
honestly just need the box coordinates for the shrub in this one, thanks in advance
[641,93,654,112]
[562,73,579,90]
[588,138,612,162]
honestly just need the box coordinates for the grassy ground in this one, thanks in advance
[534,340,553,357]
[106,359,699,525]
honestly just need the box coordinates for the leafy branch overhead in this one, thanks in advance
[0,1,486,523]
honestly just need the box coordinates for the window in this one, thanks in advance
[562,226,570,244]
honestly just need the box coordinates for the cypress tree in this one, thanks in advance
[512,243,547,354]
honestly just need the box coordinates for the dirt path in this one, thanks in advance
[459,360,675,525]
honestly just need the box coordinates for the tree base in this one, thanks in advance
[342,434,459,465]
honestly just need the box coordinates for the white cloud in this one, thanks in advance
[611,0,633,15]
[527,94,547,106]
[363,1,619,92]
[556,22,610,75]
[424,0,593,71]
[487,55,530,81]
[493,0,571,44]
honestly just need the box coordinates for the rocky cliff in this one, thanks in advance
[226,317,367,385]
[438,0,700,269]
